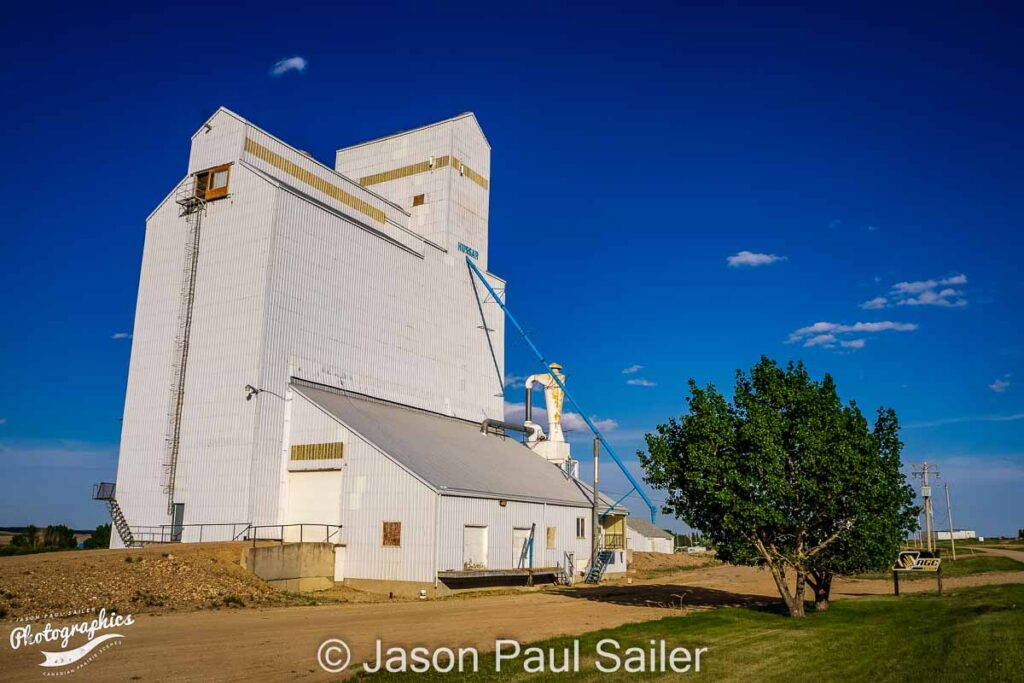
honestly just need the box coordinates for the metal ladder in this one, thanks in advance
[585,550,615,583]
[163,178,206,514]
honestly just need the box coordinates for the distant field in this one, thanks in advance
[360,584,1024,682]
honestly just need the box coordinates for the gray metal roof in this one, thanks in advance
[293,381,625,511]
[626,516,674,540]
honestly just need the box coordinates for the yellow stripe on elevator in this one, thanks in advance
[359,155,489,190]
[244,138,387,224]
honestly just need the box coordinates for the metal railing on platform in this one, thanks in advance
[241,524,343,547]
[126,522,343,546]
[127,522,253,544]
[602,533,625,550]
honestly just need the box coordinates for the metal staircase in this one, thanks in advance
[93,483,137,547]
[585,550,615,583]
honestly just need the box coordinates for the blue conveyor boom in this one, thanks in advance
[466,256,657,522]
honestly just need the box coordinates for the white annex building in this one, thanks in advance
[626,517,675,554]
[107,108,629,591]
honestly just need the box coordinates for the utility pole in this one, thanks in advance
[591,436,600,570]
[912,462,941,553]
[944,482,957,561]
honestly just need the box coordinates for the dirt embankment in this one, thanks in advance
[0,542,370,619]
[627,550,718,578]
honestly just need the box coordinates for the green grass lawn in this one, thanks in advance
[855,554,1023,581]
[357,584,1024,682]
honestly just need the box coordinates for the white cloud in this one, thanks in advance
[503,401,617,436]
[626,378,657,387]
[989,375,1011,393]
[787,320,918,350]
[111,332,132,340]
[861,273,969,309]
[860,297,888,310]
[504,374,528,389]
[905,412,1024,429]
[726,251,787,268]
[887,274,968,308]
[269,56,308,77]
[564,413,619,433]
[788,320,918,342]
[621,364,643,374]
[803,334,837,348]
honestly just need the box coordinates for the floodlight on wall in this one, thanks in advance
[244,384,260,401]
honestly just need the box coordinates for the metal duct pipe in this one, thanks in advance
[525,384,533,423]
[480,418,540,441]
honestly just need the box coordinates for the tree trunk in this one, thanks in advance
[791,568,806,617]
[765,563,805,618]
[812,571,833,612]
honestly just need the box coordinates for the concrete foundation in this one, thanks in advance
[242,542,337,592]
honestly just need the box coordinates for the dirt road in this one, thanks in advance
[975,546,1024,563]
[3,564,1022,681]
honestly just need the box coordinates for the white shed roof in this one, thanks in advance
[626,517,674,540]
[292,380,626,512]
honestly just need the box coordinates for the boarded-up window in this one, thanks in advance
[412,194,425,206]
[382,522,401,547]
[290,442,344,461]
[546,526,557,549]
[576,517,586,539]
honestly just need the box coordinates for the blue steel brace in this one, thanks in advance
[465,256,657,522]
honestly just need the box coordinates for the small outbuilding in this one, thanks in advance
[626,517,675,554]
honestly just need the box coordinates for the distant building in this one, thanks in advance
[936,530,977,541]
[626,517,675,554]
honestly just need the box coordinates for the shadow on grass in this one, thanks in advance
[557,582,778,611]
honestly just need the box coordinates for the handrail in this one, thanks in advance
[465,256,657,522]
[243,524,344,547]
[126,522,343,546]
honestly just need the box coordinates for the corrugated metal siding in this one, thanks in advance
[114,196,190,544]
[187,111,245,175]
[242,126,421,257]
[173,166,278,527]
[334,113,491,272]
[437,497,593,574]
[117,110,506,550]
[256,182,504,431]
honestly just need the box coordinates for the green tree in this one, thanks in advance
[639,357,918,617]
[43,525,78,549]
[84,524,112,549]
[804,407,918,610]
[10,524,40,547]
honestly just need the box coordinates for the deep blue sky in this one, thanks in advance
[1,2,1021,535]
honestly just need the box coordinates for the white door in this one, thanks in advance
[463,526,488,570]
[285,470,343,541]
[513,527,532,568]
[333,547,345,581]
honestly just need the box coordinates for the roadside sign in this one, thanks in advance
[892,550,943,596]
[893,550,942,572]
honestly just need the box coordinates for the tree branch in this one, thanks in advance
[804,520,852,559]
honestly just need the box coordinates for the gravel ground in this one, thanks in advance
[0,541,377,619]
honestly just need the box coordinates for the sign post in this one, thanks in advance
[892,550,943,595]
